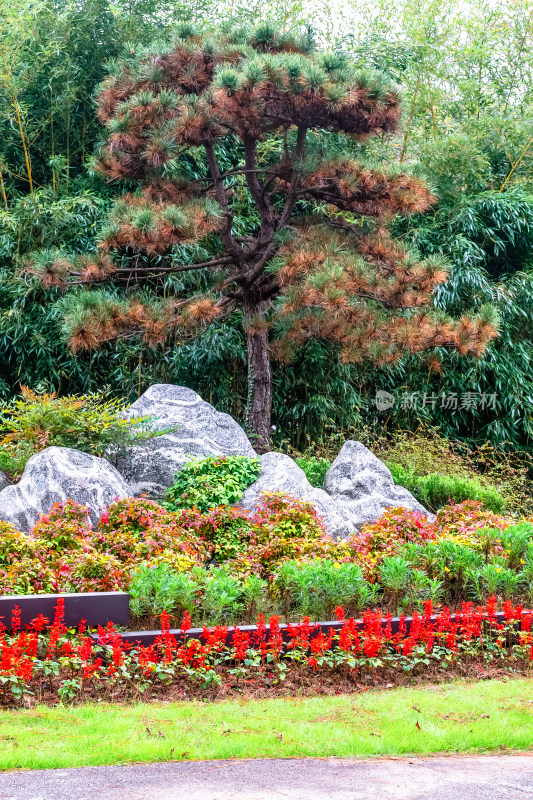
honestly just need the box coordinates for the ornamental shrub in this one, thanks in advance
[388,462,505,513]
[434,499,509,539]
[61,551,127,593]
[0,523,42,566]
[228,536,349,581]
[253,492,327,541]
[294,456,331,488]
[3,491,533,612]
[175,505,257,563]
[97,496,169,534]
[164,456,261,513]
[0,556,55,595]
[144,550,202,574]
[227,493,343,579]
[94,498,208,566]
[0,386,161,477]
[345,506,437,579]
[31,500,92,554]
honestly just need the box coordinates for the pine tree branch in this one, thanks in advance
[70,256,232,285]
[243,135,275,238]
[278,126,307,229]
[242,127,307,289]
[196,167,278,183]
[204,141,246,269]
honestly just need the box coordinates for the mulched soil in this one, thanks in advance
[5,660,529,709]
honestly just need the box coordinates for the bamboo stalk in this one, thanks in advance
[427,79,437,136]
[2,56,33,192]
[399,73,421,164]
[499,136,533,192]
[0,167,8,209]
[51,91,55,191]
[66,110,70,191]
[81,100,86,164]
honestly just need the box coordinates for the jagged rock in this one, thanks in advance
[238,452,354,539]
[0,446,132,532]
[116,384,257,496]
[323,440,430,528]
[0,472,10,492]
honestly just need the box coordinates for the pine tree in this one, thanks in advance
[25,22,498,450]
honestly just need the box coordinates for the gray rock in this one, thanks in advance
[324,440,430,528]
[238,452,354,539]
[116,384,257,496]
[0,446,132,532]
[0,472,10,492]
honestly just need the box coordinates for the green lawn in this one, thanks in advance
[1,679,532,770]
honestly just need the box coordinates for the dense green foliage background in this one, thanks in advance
[1,0,532,452]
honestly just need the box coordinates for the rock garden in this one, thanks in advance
[1,385,532,706]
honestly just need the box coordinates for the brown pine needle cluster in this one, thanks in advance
[293,159,436,218]
[99,195,220,255]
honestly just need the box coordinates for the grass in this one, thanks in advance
[1,678,533,770]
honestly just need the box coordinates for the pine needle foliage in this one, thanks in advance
[27,22,498,449]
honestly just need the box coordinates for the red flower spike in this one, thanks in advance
[11,607,21,633]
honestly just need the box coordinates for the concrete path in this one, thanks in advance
[1,755,532,800]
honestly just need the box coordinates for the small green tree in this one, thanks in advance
[25,22,497,449]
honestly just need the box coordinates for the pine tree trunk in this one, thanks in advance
[244,305,272,453]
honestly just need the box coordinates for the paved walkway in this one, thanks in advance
[0,755,532,800]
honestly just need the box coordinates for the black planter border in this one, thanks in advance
[0,592,129,630]
[91,610,507,648]
[0,591,508,645]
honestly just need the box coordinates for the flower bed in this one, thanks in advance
[2,494,532,627]
[0,597,531,706]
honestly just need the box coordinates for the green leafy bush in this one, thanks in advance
[0,386,161,477]
[165,455,261,513]
[295,456,331,487]
[499,523,533,569]
[388,462,505,513]
[274,560,369,620]
[129,564,198,618]
[129,563,267,625]
[202,567,245,624]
